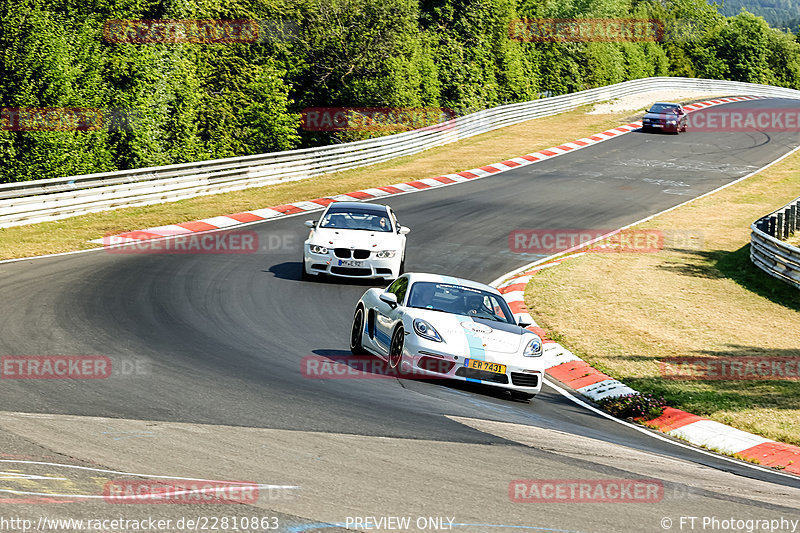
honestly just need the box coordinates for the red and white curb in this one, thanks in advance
[494,245,800,476]
[93,96,760,246]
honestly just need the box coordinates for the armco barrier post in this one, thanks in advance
[777,212,785,239]
[784,210,791,238]
[790,204,796,234]
[796,200,800,230]
[768,216,776,237]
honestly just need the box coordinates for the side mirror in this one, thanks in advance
[398,226,410,235]
[379,292,399,308]
[304,220,316,228]
[518,319,531,328]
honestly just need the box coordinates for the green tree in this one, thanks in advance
[712,11,774,83]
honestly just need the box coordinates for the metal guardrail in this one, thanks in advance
[751,196,800,289]
[4,76,800,228]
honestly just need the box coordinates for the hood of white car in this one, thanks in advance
[411,309,528,354]
[309,227,401,250]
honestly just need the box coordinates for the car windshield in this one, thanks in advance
[407,282,515,324]
[319,210,392,232]
[648,103,679,114]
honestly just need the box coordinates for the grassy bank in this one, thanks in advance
[524,151,800,445]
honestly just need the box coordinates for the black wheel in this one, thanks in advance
[510,391,535,402]
[388,327,404,369]
[350,307,367,355]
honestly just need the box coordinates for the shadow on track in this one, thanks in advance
[310,349,534,403]
[266,262,386,287]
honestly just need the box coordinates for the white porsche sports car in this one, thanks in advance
[349,273,545,401]
[303,202,410,280]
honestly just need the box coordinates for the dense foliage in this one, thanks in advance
[2,0,800,182]
[716,0,800,31]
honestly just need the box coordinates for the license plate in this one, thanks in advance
[338,259,363,267]
[467,359,506,374]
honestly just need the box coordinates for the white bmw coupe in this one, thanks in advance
[349,272,545,401]
[303,202,410,280]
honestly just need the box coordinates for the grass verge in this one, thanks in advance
[524,150,800,445]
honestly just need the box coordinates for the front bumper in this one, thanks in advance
[399,341,544,394]
[642,120,679,132]
[304,248,400,279]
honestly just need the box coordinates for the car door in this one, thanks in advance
[373,276,409,354]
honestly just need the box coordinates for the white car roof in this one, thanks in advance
[403,272,500,295]
[322,201,390,215]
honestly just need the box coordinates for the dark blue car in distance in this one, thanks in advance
[641,102,688,134]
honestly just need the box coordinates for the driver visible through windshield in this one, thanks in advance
[407,282,515,323]
[319,209,392,232]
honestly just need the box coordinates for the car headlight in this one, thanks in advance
[413,318,443,342]
[309,245,328,254]
[667,120,676,124]
[523,337,543,357]
[376,250,396,258]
